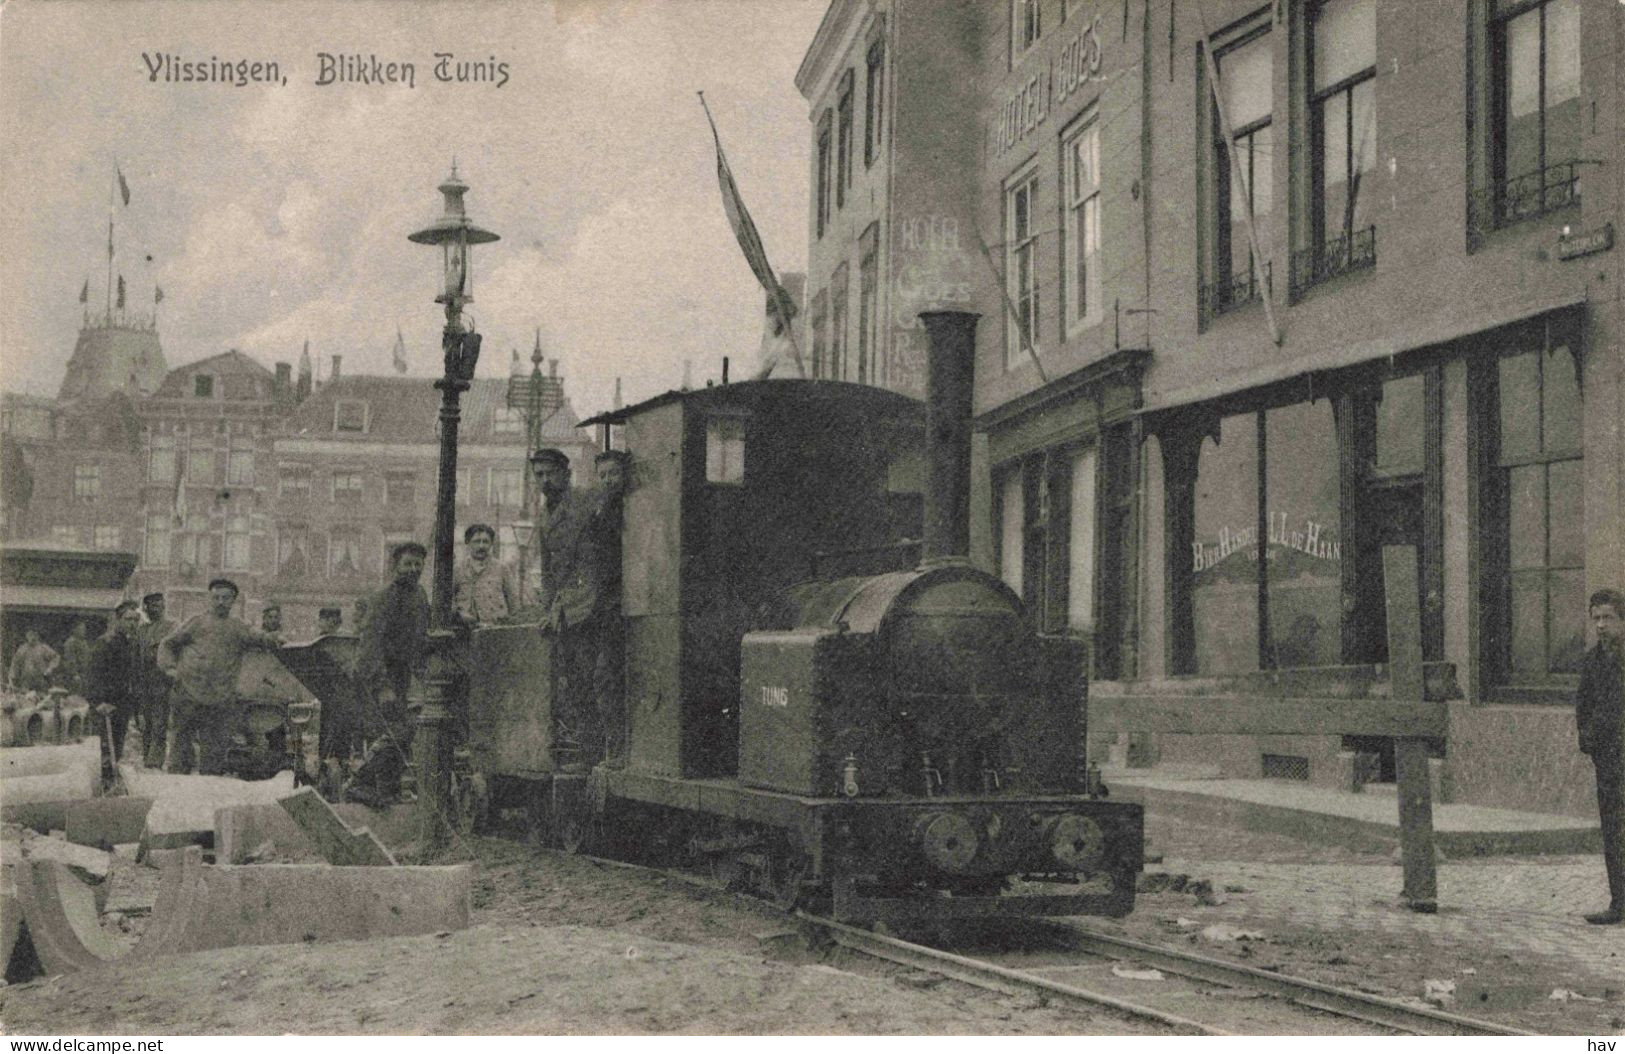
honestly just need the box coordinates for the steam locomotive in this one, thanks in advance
[463,312,1144,924]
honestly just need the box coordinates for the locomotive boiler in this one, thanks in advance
[463,310,1144,924]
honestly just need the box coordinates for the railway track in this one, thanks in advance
[798,911,1534,1037]
[565,847,1532,1036]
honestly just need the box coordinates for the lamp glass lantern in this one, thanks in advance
[408,164,500,311]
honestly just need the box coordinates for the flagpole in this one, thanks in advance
[106,162,115,323]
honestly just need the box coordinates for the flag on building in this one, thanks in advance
[392,327,408,374]
[117,166,131,207]
[116,275,125,309]
[154,285,164,304]
[698,93,802,367]
[78,279,88,304]
[298,340,313,381]
[171,458,188,529]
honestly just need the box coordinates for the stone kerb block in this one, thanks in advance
[121,766,295,850]
[214,803,317,864]
[64,798,154,847]
[1,742,101,779]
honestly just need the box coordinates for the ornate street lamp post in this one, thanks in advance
[408,163,499,847]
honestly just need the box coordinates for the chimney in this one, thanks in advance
[918,311,980,565]
[330,355,342,382]
[549,359,558,379]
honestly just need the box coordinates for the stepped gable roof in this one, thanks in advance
[283,374,587,445]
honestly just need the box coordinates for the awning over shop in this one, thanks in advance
[0,585,126,613]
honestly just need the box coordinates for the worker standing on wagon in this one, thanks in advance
[158,578,282,775]
[136,592,176,769]
[453,523,521,625]
[587,449,630,767]
[529,447,598,770]
[349,541,430,807]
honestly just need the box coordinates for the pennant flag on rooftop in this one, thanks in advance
[78,279,88,304]
[116,275,125,309]
[154,285,164,304]
[697,93,800,341]
[117,166,130,207]
[393,327,408,374]
[299,340,312,378]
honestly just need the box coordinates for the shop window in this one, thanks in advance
[94,525,121,551]
[489,466,523,509]
[836,71,854,210]
[1489,0,1582,228]
[492,406,524,435]
[148,435,177,483]
[1296,0,1377,297]
[51,525,79,546]
[1483,322,1584,687]
[1263,401,1342,668]
[1202,26,1273,324]
[705,417,746,485]
[1373,374,1426,477]
[1062,117,1103,336]
[864,36,885,168]
[816,111,832,239]
[1067,447,1098,630]
[73,464,100,500]
[1192,414,1261,674]
[1004,163,1041,369]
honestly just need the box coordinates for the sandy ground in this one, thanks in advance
[1,805,1619,1035]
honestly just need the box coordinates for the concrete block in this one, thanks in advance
[122,767,294,849]
[64,798,154,847]
[10,847,470,979]
[277,788,395,866]
[215,803,317,864]
[19,837,111,880]
[0,765,101,828]
[0,742,102,779]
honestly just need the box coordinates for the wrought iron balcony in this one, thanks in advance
[1467,159,1593,248]
[1290,225,1376,298]
[1199,260,1272,326]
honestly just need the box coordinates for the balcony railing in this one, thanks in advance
[1290,225,1376,298]
[1199,260,1272,326]
[1467,159,1593,248]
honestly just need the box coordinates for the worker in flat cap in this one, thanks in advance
[136,591,177,768]
[88,600,143,778]
[528,447,599,770]
[586,449,631,767]
[158,577,282,775]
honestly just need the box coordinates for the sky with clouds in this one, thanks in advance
[0,0,825,416]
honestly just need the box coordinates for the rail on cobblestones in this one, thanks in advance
[1091,546,1444,912]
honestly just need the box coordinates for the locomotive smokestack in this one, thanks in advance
[919,311,980,565]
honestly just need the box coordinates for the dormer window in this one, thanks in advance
[493,406,524,435]
[193,375,214,398]
[334,400,368,433]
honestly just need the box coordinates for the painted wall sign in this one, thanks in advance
[1557,223,1614,261]
[990,14,1106,160]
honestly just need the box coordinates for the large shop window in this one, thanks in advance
[1190,403,1342,673]
[1300,0,1376,296]
[999,469,1026,598]
[1203,26,1273,323]
[1491,0,1582,226]
[1067,447,1098,631]
[1484,325,1585,687]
